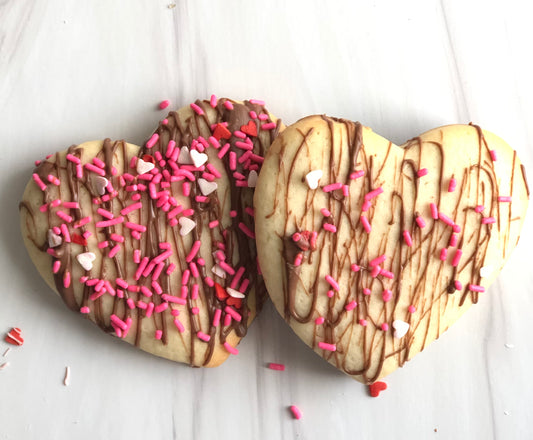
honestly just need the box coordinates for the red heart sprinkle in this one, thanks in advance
[142,154,155,164]
[71,234,88,246]
[368,381,387,397]
[214,283,229,300]
[5,327,24,346]
[240,120,257,137]
[226,297,242,309]
[212,124,232,140]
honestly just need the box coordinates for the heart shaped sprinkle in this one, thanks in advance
[211,264,227,279]
[5,328,24,346]
[47,229,62,248]
[178,216,196,236]
[241,120,258,137]
[305,170,323,190]
[136,158,155,175]
[190,150,208,168]
[177,146,193,164]
[92,176,109,195]
[76,252,96,271]
[198,178,218,196]
[368,381,387,397]
[392,320,410,339]
[247,170,258,188]
[226,287,245,298]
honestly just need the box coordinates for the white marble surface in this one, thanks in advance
[1,1,532,439]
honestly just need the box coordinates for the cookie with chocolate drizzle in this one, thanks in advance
[254,115,528,384]
[20,97,283,367]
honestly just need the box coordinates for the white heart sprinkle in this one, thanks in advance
[392,320,410,339]
[305,170,323,189]
[247,170,258,188]
[480,265,493,278]
[178,217,196,236]
[48,230,63,248]
[211,264,226,279]
[93,176,109,196]
[177,146,193,165]
[198,178,218,196]
[136,158,155,175]
[226,287,245,298]
[190,150,208,168]
[76,252,96,271]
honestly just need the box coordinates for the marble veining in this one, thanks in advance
[0,0,532,439]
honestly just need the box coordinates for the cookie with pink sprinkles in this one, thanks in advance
[19,97,283,367]
[254,115,529,384]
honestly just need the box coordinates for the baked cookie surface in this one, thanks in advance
[20,97,282,367]
[254,115,529,383]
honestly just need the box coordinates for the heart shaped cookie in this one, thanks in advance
[254,115,529,383]
[20,97,283,367]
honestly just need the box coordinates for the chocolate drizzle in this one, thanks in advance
[267,117,528,383]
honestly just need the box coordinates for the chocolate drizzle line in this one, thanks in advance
[20,98,281,367]
[271,118,528,383]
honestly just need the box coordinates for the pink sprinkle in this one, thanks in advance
[92,157,105,169]
[325,275,340,291]
[453,224,461,233]
[186,240,202,263]
[351,264,360,272]
[469,284,485,293]
[197,331,211,342]
[224,342,239,355]
[290,405,302,420]
[60,223,71,243]
[224,100,234,110]
[97,207,114,219]
[154,330,163,340]
[66,154,81,164]
[208,220,219,229]
[345,300,358,311]
[109,245,120,258]
[498,196,512,202]
[380,269,394,279]
[438,212,455,227]
[408,305,416,313]
[249,99,265,106]
[63,271,71,288]
[224,306,242,322]
[448,178,457,192]
[52,260,61,274]
[382,290,392,302]
[350,170,365,179]
[62,201,79,209]
[452,249,463,267]
[96,217,124,228]
[323,223,337,233]
[323,182,343,193]
[370,254,386,267]
[327,290,334,298]
[315,317,325,325]
[166,263,176,275]
[80,306,90,314]
[381,323,389,331]
[403,230,413,246]
[223,314,232,327]
[360,215,371,233]
[76,164,83,178]
[47,174,60,185]
[154,303,168,314]
[238,222,255,239]
[359,319,368,326]
[133,250,141,264]
[318,342,336,352]
[371,265,381,278]
[268,363,285,371]
[365,187,383,201]
[56,211,73,223]
[85,163,106,176]
[159,99,170,109]
[430,203,438,220]
[475,205,485,213]
[361,200,372,212]
[482,217,496,225]
[417,168,428,177]
[190,102,204,115]
[490,150,497,161]
[74,216,91,228]
[174,318,185,333]
[449,233,458,247]
[440,248,448,261]
[162,294,187,305]
[140,286,153,298]
[363,288,371,296]
[212,309,222,327]
[209,94,217,108]
[125,221,146,232]
[321,208,331,217]
[454,280,463,290]
[415,216,426,228]
[182,182,191,197]
[121,202,142,215]
[219,261,235,275]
